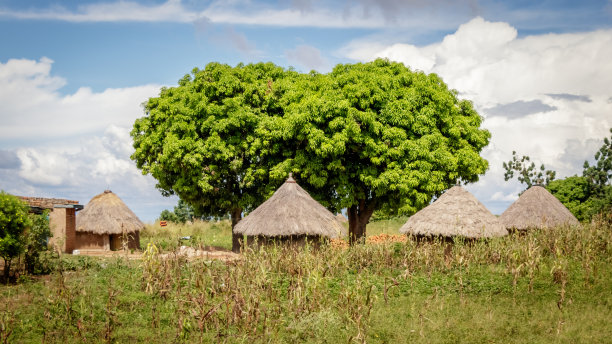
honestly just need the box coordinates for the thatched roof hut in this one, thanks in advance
[234,175,344,240]
[336,213,348,223]
[75,190,143,251]
[500,185,579,230]
[399,186,507,238]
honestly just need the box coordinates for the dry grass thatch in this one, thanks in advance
[500,185,579,230]
[76,190,144,235]
[234,175,344,238]
[336,213,348,223]
[399,186,507,238]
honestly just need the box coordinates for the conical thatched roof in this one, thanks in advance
[336,213,348,223]
[500,185,579,230]
[399,186,507,238]
[234,175,344,238]
[76,190,144,234]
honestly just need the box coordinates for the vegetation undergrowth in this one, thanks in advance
[0,220,610,343]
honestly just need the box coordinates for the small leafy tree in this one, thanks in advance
[503,151,556,188]
[24,211,52,274]
[0,192,31,280]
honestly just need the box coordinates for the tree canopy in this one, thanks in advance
[262,59,491,242]
[132,62,291,251]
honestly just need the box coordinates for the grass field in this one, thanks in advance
[0,218,610,343]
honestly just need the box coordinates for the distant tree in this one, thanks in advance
[503,151,556,188]
[582,128,612,217]
[158,209,178,223]
[583,128,612,198]
[158,199,197,224]
[0,191,31,280]
[173,199,195,223]
[132,62,290,252]
[263,59,491,243]
[546,176,594,222]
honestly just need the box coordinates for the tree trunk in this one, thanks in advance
[230,208,243,253]
[3,258,10,283]
[347,199,376,245]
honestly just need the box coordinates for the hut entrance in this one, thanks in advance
[109,235,123,251]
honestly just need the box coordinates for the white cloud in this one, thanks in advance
[0,57,174,221]
[0,0,197,23]
[285,44,329,72]
[0,57,161,144]
[0,0,474,30]
[341,17,612,212]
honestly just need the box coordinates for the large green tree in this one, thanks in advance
[264,59,490,243]
[0,191,31,280]
[131,62,290,251]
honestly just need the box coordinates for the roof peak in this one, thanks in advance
[286,172,296,183]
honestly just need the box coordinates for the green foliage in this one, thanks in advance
[503,151,556,187]
[0,191,31,279]
[131,62,291,219]
[546,176,595,222]
[24,211,52,274]
[583,128,612,198]
[158,199,196,224]
[158,209,178,223]
[288,59,489,214]
[173,199,195,223]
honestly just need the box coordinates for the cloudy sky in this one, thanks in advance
[1,0,611,222]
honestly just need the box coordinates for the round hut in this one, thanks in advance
[234,174,344,247]
[75,190,143,251]
[399,186,507,239]
[336,213,348,223]
[500,185,579,230]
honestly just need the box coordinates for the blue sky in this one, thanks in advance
[1,0,611,222]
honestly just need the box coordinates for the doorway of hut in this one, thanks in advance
[109,235,122,251]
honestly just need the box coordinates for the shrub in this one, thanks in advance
[0,191,31,280]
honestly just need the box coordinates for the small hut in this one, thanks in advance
[399,186,507,239]
[234,175,344,247]
[336,213,348,223]
[500,185,579,230]
[75,190,143,251]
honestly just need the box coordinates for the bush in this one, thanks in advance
[24,211,52,274]
[0,191,31,280]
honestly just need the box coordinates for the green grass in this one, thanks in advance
[0,220,610,343]
[365,216,409,237]
[140,219,233,251]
